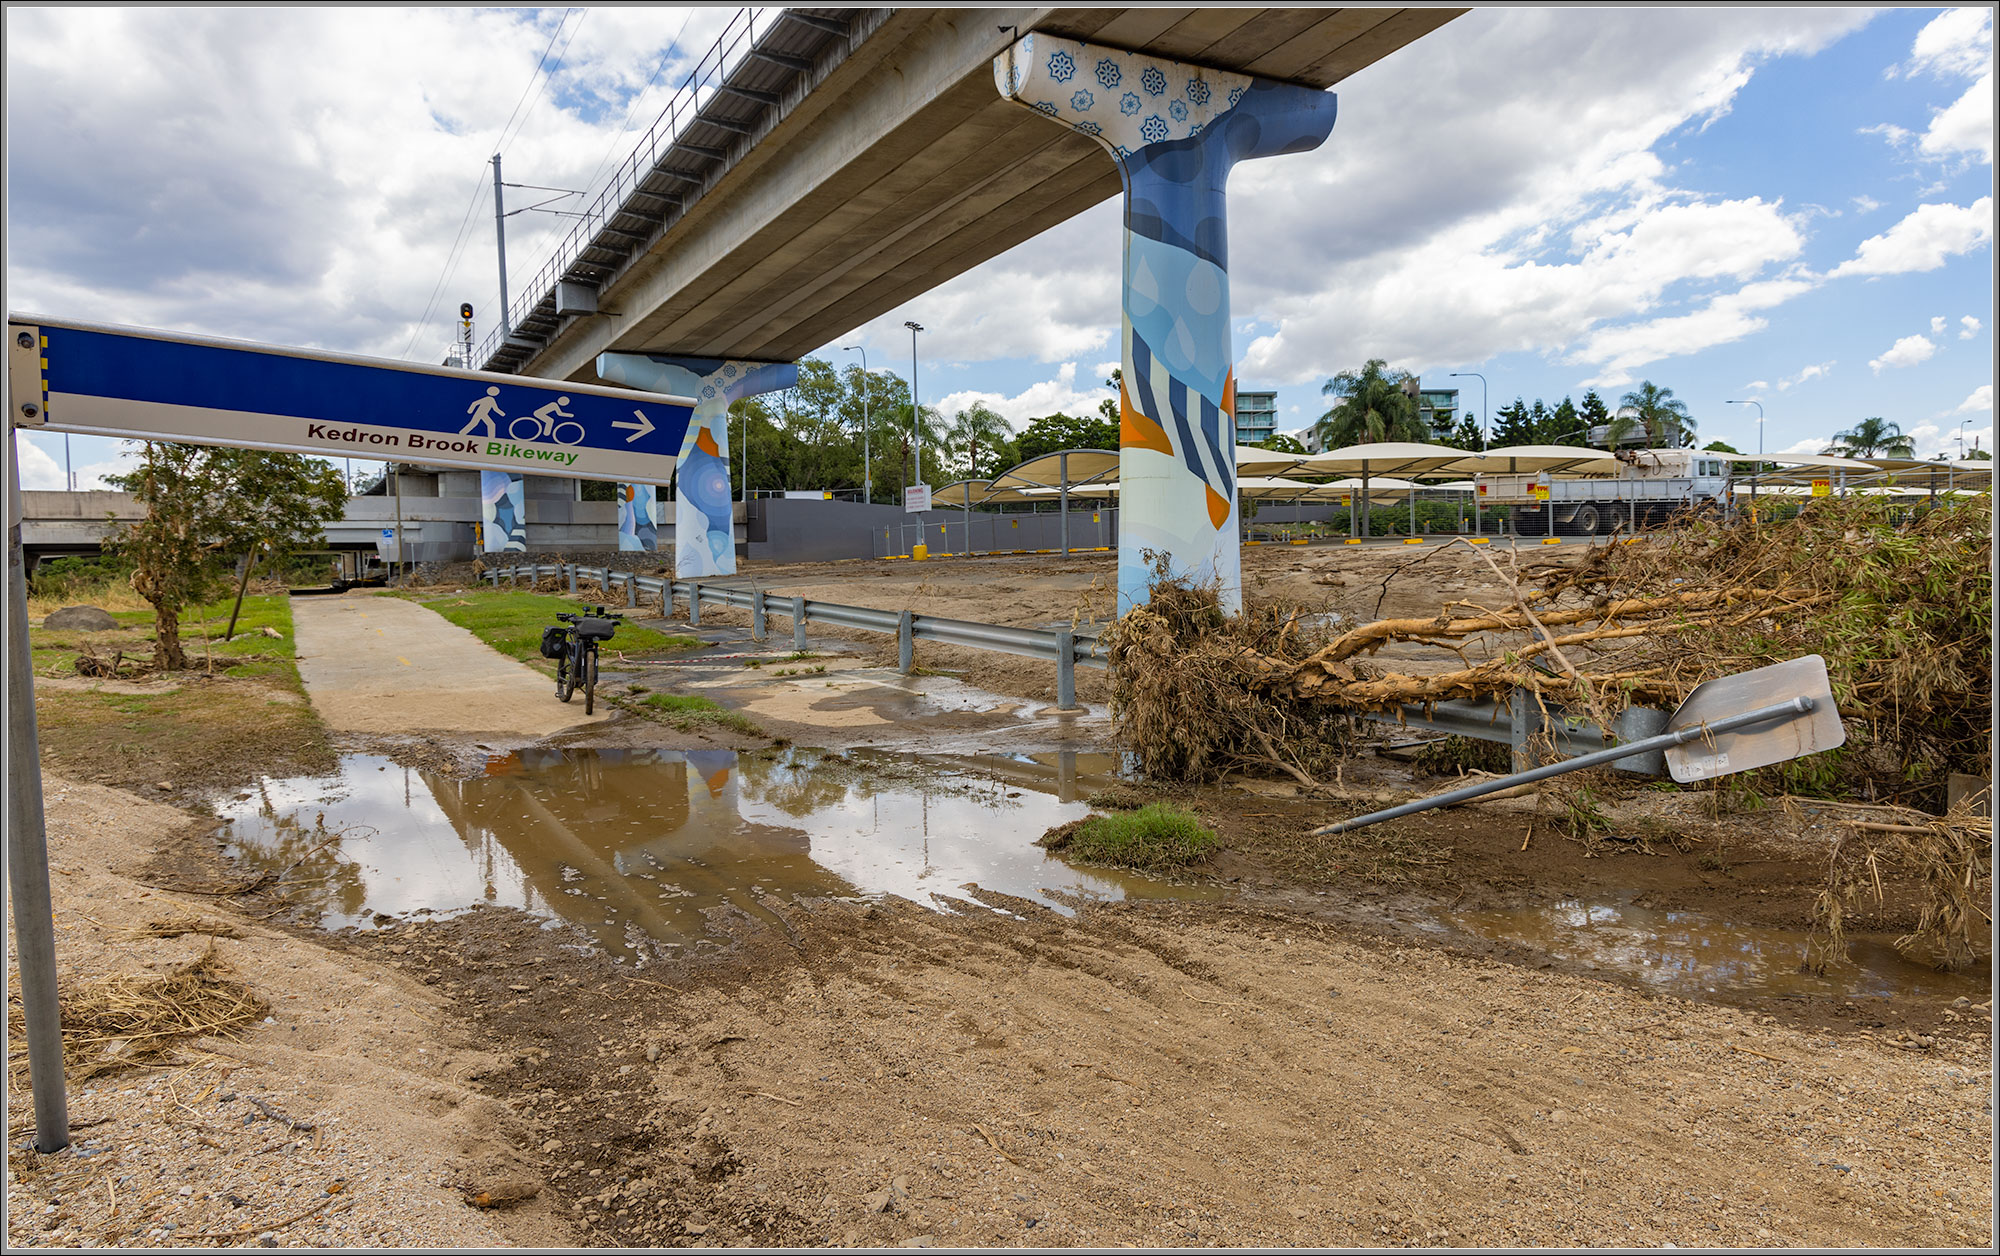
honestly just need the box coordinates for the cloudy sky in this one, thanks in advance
[6,5,1992,490]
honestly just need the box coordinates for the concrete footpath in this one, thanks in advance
[289,592,606,736]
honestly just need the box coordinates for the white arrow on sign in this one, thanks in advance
[612,409,655,443]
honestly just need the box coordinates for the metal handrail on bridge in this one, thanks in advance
[479,7,776,366]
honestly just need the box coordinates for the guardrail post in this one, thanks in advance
[1055,628,1078,710]
[792,596,807,651]
[1509,690,1545,772]
[688,582,701,626]
[750,588,766,641]
[897,610,913,673]
[567,563,577,595]
[626,574,637,609]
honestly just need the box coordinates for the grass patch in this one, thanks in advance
[30,593,334,791]
[400,589,698,662]
[1039,803,1218,871]
[636,691,764,737]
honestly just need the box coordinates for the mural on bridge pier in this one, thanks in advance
[595,354,798,578]
[996,36,1337,614]
[479,470,527,553]
[616,483,659,551]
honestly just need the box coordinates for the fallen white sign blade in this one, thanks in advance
[1664,654,1845,784]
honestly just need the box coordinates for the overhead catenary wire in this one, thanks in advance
[505,8,700,312]
[400,8,579,360]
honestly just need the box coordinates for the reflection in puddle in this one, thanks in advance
[220,748,1223,957]
[1434,898,1990,1001]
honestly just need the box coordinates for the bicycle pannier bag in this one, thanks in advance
[540,626,567,659]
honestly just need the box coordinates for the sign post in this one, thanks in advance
[5,312,697,1153]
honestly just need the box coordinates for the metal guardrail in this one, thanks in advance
[488,563,1104,709]
[484,563,1664,769]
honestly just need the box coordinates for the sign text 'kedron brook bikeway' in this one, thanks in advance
[9,315,696,482]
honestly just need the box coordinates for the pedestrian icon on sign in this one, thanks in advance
[461,385,505,436]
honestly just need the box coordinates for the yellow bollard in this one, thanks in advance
[913,543,928,561]
[1540,537,1562,545]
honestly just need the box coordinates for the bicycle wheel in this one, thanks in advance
[552,421,585,446]
[556,640,576,702]
[583,647,599,715]
[509,415,546,443]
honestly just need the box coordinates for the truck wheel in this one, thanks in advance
[1574,504,1601,535]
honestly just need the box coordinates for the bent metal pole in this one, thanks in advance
[6,421,71,1153]
[1312,697,1815,836]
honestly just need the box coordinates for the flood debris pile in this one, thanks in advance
[1805,799,1992,972]
[5,947,267,1085]
[1102,569,1356,783]
[1111,497,1990,805]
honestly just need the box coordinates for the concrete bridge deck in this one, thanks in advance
[486,6,1464,383]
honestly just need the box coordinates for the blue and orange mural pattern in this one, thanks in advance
[596,354,798,578]
[996,36,1336,612]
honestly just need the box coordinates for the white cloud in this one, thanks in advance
[1744,379,1771,392]
[1868,333,1936,373]
[1931,315,1948,333]
[13,435,68,490]
[1568,274,1816,390]
[1776,360,1833,390]
[1772,435,1837,459]
[1920,72,1994,163]
[1961,315,1983,339]
[1850,194,1883,213]
[1902,8,1992,81]
[1828,198,1993,277]
[932,362,1112,429]
[1955,384,1993,414]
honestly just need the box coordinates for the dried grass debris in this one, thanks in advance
[6,946,268,1084]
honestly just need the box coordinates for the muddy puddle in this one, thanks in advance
[1421,897,1990,1003]
[218,748,1223,957]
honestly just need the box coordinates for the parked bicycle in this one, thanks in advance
[541,604,623,714]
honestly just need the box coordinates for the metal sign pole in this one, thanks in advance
[6,422,70,1153]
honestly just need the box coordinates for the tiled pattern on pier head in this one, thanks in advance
[996,35,1337,614]
[595,353,798,578]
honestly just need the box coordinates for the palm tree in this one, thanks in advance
[1316,360,1428,448]
[1823,416,1916,459]
[946,403,1015,480]
[1616,381,1695,447]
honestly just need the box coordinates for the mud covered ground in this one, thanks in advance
[11,547,1994,1250]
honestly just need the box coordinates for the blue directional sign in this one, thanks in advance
[8,314,696,483]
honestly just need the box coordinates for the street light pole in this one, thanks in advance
[1448,372,1488,450]
[904,320,925,490]
[844,345,870,503]
[1726,399,1763,513]
[491,155,509,336]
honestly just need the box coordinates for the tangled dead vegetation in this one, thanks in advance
[1109,498,1989,805]
[1102,561,1357,783]
[1804,799,1993,972]
[6,947,267,1085]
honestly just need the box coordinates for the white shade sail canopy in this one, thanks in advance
[1293,442,1481,479]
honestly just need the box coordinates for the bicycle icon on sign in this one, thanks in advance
[509,396,585,446]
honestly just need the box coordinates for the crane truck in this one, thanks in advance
[1475,448,1733,536]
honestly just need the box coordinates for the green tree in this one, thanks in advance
[1617,380,1696,447]
[105,443,348,670]
[1254,433,1308,455]
[1490,398,1537,446]
[1098,368,1123,425]
[1015,411,1120,463]
[945,403,1017,480]
[1578,390,1611,434]
[1315,359,1427,448]
[1447,412,1483,450]
[1823,416,1916,459]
